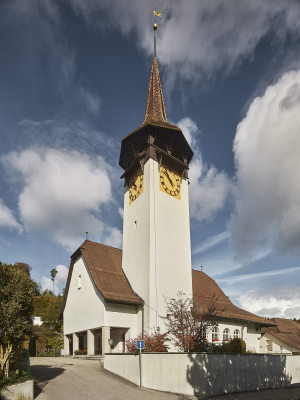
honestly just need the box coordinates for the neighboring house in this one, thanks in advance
[59,55,275,356]
[259,318,300,354]
[192,270,275,352]
[33,316,43,326]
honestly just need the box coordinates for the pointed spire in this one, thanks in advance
[142,58,168,125]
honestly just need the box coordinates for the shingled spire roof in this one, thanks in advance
[143,57,167,125]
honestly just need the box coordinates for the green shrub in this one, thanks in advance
[227,338,246,353]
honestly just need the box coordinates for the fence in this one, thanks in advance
[19,348,31,380]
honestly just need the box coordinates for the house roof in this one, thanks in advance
[59,240,142,319]
[262,318,300,334]
[192,270,276,326]
[265,332,300,351]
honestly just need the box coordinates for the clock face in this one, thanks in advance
[129,168,144,205]
[159,165,181,199]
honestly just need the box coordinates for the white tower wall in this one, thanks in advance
[122,157,193,333]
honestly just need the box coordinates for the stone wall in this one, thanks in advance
[104,353,300,398]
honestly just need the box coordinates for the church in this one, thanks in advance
[59,47,274,356]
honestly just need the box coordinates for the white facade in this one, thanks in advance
[63,255,142,355]
[208,321,261,352]
[259,333,299,354]
[122,157,193,333]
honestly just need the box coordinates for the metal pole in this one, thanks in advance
[139,348,142,387]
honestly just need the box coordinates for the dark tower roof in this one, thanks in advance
[119,58,193,173]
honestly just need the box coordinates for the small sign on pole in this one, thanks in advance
[137,340,144,387]
[137,340,145,349]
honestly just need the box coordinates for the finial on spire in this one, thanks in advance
[153,8,162,58]
[85,230,88,240]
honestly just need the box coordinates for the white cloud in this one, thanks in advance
[56,264,69,285]
[67,1,300,89]
[41,264,69,294]
[192,230,230,256]
[78,87,102,116]
[174,117,233,222]
[41,276,54,292]
[0,199,23,233]
[104,227,122,249]
[177,117,198,149]
[1,148,121,250]
[217,265,299,285]
[237,286,300,319]
[229,69,300,259]
[194,246,271,278]
[118,207,124,219]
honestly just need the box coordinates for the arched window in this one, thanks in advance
[223,328,230,341]
[233,329,240,338]
[212,327,219,341]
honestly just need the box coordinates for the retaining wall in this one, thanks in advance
[104,353,300,398]
[0,380,34,400]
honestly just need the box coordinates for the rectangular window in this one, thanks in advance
[78,275,81,289]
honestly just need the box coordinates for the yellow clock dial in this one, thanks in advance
[129,168,144,205]
[159,165,181,199]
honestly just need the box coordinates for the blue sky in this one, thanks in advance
[1,0,300,319]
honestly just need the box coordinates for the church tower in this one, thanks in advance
[120,28,194,332]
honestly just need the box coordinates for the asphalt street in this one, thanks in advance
[30,357,300,400]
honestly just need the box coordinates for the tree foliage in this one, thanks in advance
[0,262,36,378]
[126,327,169,353]
[164,292,219,352]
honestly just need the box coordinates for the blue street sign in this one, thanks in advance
[137,340,145,349]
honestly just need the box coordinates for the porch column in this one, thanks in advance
[102,326,110,355]
[64,335,70,356]
[73,333,79,354]
[87,329,95,355]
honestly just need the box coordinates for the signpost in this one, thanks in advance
[137,340,144,387]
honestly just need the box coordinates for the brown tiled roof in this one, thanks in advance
[262,318,300,334]
[192,270,275,326]
[143,57,167,125]
[59,241,142,319]
[266,332,300,350]
[122,58,182,141]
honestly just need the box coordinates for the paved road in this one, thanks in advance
[30,357,300,400]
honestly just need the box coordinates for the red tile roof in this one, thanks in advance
[262,318,300,334]
[59,241,142,319]
[192,270,276,326]
[266,332,300,351]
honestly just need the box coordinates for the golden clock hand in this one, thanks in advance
[130,180,137,190]
[163,170,174,187]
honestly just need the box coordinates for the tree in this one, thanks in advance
[164,292,219,352]
[126,327,169,353]
[32,291,64,356]
[50,268,58,295]
[0,262,36,378]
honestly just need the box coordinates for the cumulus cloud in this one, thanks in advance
[237,286,300,319]
[68,0,300,89]
[229,69,300,259]
[1,148,121,250]
[0,199,23,233]
[41,264,68,294]
[175,117,233,222]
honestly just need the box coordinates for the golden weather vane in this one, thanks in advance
[153,7,162,58]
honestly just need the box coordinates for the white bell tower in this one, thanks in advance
[119,54,194,333]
